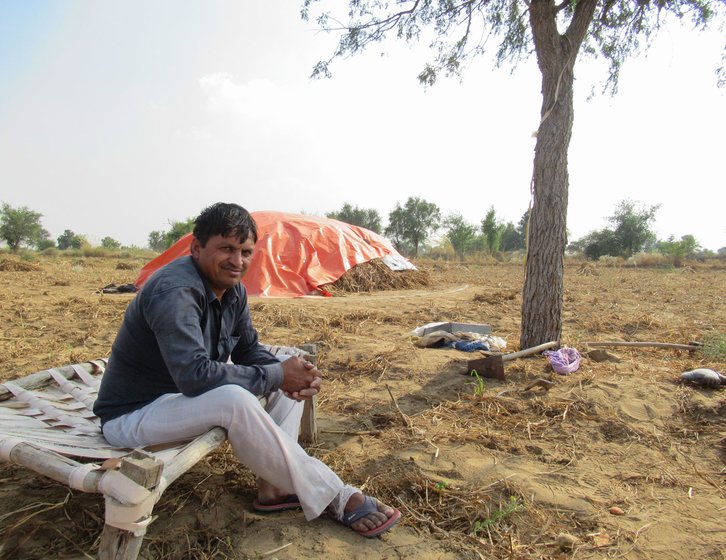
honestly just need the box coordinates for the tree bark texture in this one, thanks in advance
[520,0,597,349]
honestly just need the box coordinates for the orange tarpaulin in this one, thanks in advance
[135,211,412,297]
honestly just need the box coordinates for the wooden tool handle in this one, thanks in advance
[583,341,698,350]
[502,341,559,362]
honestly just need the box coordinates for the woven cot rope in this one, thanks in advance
[2,381,97,429]
[49,369,98,409]
[72,362,104,389]
[1,348,311,470]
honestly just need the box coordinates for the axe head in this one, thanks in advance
[467,355,505,380]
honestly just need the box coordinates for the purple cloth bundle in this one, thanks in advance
[544,347,582,375]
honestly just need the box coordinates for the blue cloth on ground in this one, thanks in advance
[447,340,490,352]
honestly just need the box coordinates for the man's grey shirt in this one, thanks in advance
[93,256,283,425]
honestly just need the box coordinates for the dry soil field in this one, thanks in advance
[0,255,724,560]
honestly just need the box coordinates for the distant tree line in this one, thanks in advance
[325,199,531,259]
[323,198,721,262]
[564,200,713,262]
[0,202,125,252]
[1,200,723,262]
[147,218,195,252]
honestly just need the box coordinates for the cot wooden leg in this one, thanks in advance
[97,451,164,560]
[300,395,318,444]
[297,343,319,444]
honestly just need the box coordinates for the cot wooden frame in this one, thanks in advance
[0,345,317,560]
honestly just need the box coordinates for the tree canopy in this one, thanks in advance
[500,209,530,252]
[443,212,477,260]
[568,199,660,259]
[148,218,195,252]
[0,203,50,252]
[302,0,721,91]
[101,236,121,250]
[608,199,660,258]
[386,197,441,257]
[57,229,86,250]
[481,206,505,254]
[657,234,701,266]
[326,203,383,233]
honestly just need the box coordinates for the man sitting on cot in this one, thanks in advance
[93,202,401,538]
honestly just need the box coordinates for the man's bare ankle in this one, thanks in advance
[256,480,289,503]
[343,492,365,513]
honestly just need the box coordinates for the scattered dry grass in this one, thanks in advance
[0,256,724,559]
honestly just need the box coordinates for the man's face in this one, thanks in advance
[190,233,255,299]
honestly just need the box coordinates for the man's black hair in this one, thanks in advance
[193,203,258,246]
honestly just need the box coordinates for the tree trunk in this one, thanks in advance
[520,0,595,349]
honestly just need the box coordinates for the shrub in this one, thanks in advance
[81,246,112,258]
[40,246,59,257]
[597,255,626,268]
[630,253,672,268]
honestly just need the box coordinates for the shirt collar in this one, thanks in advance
[221,286,240,307]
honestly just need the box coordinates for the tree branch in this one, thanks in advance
[554,0,570,13]
[451,1,476,60]
[599,0,618,23]
[339,0,421,33]
[565,0,598,49]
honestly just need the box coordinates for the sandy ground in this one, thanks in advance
[0,255,724,559]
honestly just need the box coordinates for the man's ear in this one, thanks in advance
[190,237,201,259]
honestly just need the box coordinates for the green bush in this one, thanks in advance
[40,246,59,257]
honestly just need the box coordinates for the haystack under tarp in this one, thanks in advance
[135,211,415,298]
[322,258,430,295]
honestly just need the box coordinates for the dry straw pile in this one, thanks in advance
[0,257,42,272]
[321,258,430,295]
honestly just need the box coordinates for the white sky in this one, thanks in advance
[1,1,724,251]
